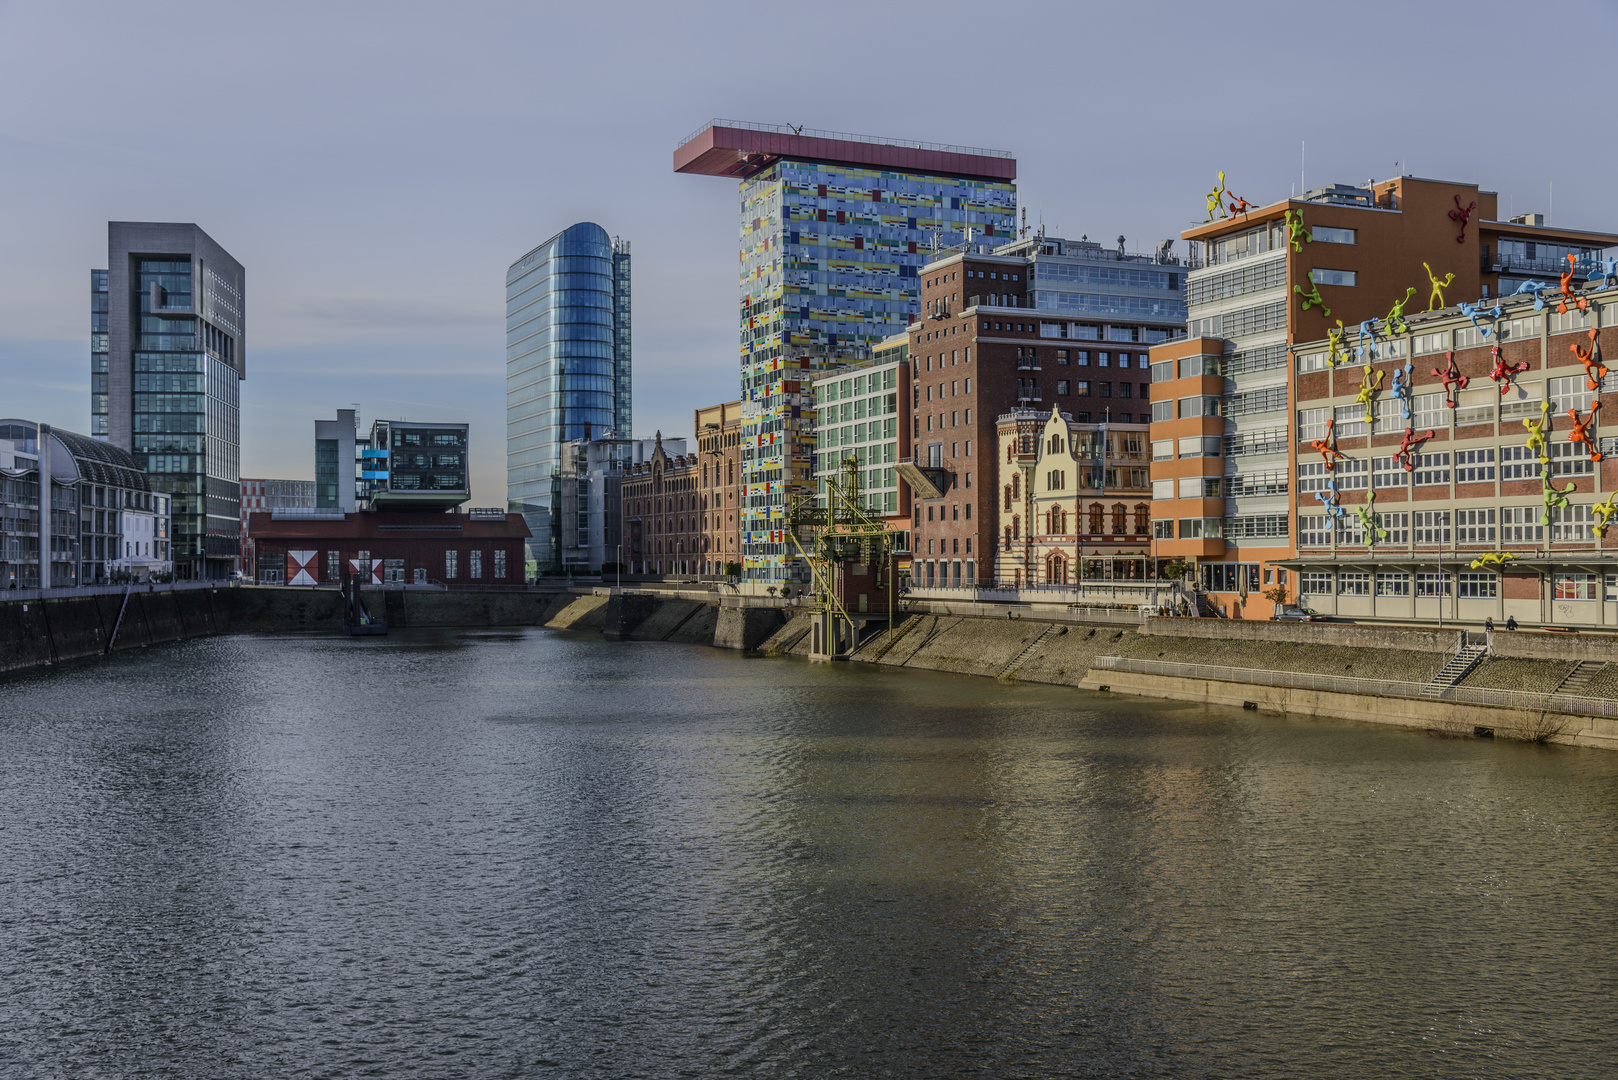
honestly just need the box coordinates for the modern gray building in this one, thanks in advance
[95,222,245,580]
[505,223,630,570]
[314,410,468,513]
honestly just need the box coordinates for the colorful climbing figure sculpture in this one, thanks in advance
[1390,361,1415,418]
[1568,402,1603,462]
[1204,171,1229,223]
[1592,492,1618,538]
[1295,280,1330,316]
[1468,552,1519,571]
[1326,321,1350,368]
[1424,263,1455,311]
[1487,346,1529,395]
[1431,350,1468,409]
[1588,256,1618,289]
[1356,319,1379,362]
[1523,400,1552,465]
[1459,300,1504,338]
[1395,426,1433,471]
[1449,194,1476,243]
[1311,419,1347,470]
[1284,208,1311,252]
[1570,329,1607,390]
[1540,469,1577,526]
[1314,478,1346,520]
[1353,489,1388,547]
[1558,254,1589,315]
[1355,364,1385,426]
[1385,287,1417,336]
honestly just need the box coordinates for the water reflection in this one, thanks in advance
[0,629,1614,1078]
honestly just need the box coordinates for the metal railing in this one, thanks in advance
[1090,655,1618,720]
[677,119,1013,159]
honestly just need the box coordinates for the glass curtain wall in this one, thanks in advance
[90,271,109,436]
[506,222,630,571]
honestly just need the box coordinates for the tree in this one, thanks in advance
[1262,582,1290,605]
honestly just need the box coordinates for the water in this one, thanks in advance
[1,629,1615,1079]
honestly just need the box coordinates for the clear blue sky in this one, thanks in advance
[2,0,1614,505]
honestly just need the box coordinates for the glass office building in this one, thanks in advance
[674,122,1016,581]
[100,222,245,580]
[505,222,631,569]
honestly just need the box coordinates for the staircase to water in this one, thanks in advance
[1420,644,1489,698]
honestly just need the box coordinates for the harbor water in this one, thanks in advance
[1,628,1614,1078]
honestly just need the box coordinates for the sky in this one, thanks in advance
[3,0,1616,506]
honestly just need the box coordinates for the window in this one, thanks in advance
[1454,448,1495,483]
[1549,374,1594,414]
[469,550,483,578]
[1119,383,1133,399]
[1202,563,1260,593]
[1225,514,1289,539]
[1455,508,1496,543]
[1310,268,1357,287]
[1313,226,1357,244]
[1376,572,1409,596]
[1552,503,1593,541]
[445,549,459,578]
[1500,505,1543,542]
[1296,350,1328,374]
[1333,403,1367,438]
[1178,477,1221,499]
[1151,400,1174,422]
[1413,331,1449,356]
[1177,435,1222,458]
[1179,395,1221,418]
[1458,573,1497,598]
[1372,456,1407,490]
[1413,392,1446,432]
[1076,380,1092,397]
[1152,478,1176,500]
[1076,350,1090,366]
[326,550,340,581]
[1151,359,1175,382]
[1300,571,1333,595]
[494,549,507,578]
[1057,379,1070,395]
[1151,439,1174,461]
[1416,572,1452,597]
[1550,440,1594,477]
[1412,511,1450,544]
[1554,573,1595,600]
[1297,407,1330,442]
[1414,452,1450,486]
[1152,519,1174,539]
[1499,445,1540,481]
[1338,571,1370,596]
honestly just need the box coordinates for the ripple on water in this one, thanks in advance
[0,629,1615,1079]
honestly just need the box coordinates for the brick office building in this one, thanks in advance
[622,434,701,576]
[247,508,529,585]
[1285,280,1618,627]
[695,401,745,575]
[1153,173,1617,618]
[905,234,1185,588]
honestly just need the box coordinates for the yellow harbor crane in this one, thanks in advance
[785,455,899,659]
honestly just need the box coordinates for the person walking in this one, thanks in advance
[1484,616,1494,632]
[1506,615,1518,631]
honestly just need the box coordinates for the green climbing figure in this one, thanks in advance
[1354,488,1389,547]
[1326,320,1350,369]
[1423,262,1455,311]
[1284,208,1312,252]
[1355,363,1385,427]
[1295,279,1330,316]
[1540,467,1577,526]
[1522,400,1552,465]
[1384,287,1417,336]
[1205,170,1228,223]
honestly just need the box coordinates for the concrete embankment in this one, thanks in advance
[0,585,791,674]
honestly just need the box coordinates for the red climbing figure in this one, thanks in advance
[1568,402,1604,462]
[1571,329,1607,389]
[1449,194,1476,243]
[1487,346,1530,395]
[1558,253,1590,315]
[1310,419,1347,470]
[1395,426,1434,472]
[1431,350,1468,408]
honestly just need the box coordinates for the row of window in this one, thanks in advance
[1298,504,1598,545]
[1298,570,1612,602]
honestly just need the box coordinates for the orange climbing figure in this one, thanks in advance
[1570,329,1607,390]
[1558,253,1589,314]
[1568,402,1603,462]
[1310,419,1347,470]
[1226,190,1254,217]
